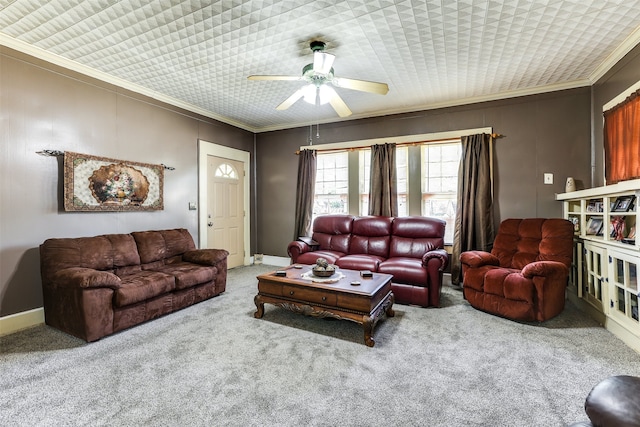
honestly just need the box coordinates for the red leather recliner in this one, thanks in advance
[460,218,574,321]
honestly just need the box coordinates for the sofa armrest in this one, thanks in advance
[288,241,312,262]
[460,251,500,268]
[422,248,449,271]
[183,249,230,266]
[50,267,121,290]
[521,261,569,280]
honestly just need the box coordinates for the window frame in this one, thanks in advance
[302,128,492,244]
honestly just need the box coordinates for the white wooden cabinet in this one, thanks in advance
[557,179,640,352]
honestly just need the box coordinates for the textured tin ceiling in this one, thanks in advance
[2,0,640,132]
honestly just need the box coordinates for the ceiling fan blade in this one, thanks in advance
[313,51,335,74]
[332,77,389,95]
[327,89,352,117]
[276,89,304,110]
[248,75,301,81]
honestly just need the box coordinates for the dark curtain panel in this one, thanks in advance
[293,149,317,239]
[604,89,640,184]
[368,143,398,216]
[451,133,495,285]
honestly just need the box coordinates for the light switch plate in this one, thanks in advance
[544,173,553,184]
[188,202,197,210]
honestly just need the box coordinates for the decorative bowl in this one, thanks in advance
[312,266,337,277]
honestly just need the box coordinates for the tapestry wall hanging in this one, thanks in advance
[64,151,164,211]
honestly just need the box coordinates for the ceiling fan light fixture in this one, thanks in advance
[303,84,333,105]
[313,51,335,74]
[320,85,336,104]
[249,39,387,117]
[302,84,316,104]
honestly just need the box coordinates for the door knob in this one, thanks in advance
[208,222,213,227]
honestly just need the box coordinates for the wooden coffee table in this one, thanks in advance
[254,266,394,347]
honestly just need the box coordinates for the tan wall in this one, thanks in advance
[0,47,254,317]
[255,88,593,257]
[4,40,640,319]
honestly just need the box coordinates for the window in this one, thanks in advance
[313,152,348,218]
[422,142,461,244]
[396,147,408,217]
[312,139,462,245]
[359,150,370,215]
[214,163,238,179]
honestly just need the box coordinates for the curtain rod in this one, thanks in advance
[295,133,504,155]
[36,149,176,170]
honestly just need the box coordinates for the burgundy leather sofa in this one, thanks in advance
[40,228,229,342]
[460,218,574,322]
[287,215,449,307]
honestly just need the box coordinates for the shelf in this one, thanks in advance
[560,181,640,352]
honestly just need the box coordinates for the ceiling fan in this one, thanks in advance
[248,41,389,118]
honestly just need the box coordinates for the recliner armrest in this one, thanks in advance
[460,251,500,268]
[50,267,121,290]
[422,248,449,271]
[521,260,568,279]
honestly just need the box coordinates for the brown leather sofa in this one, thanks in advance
[40,228,229,342]
[569,375,640,427]
[287,215,449,307]
[460,218,574,322]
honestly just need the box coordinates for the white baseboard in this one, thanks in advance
[251,255,290,267]
[261,255,290,267]
[0,307,44,337]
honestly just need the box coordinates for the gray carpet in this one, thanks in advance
[2,264,640,426]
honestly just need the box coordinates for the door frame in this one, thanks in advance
[198,139,251,266]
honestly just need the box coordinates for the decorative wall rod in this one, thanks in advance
[36,150,175,170]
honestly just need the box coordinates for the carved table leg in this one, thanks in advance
[363,315,375,347]
[254,294,264,318]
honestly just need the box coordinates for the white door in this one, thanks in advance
[207,156,245,268]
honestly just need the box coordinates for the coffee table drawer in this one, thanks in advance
[258,281,283,296]
[282,285,337,306]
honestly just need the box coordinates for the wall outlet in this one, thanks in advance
[254,254,263,264]
[544,173,553,184]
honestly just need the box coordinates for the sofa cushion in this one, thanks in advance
[349,216,391,257]
[131,228,196,265]
[151,262,217,290]
[311,214,354,254]
[160,229,197,257]
[105,234,141,267]
[114,270,176,307]
[132,231,167,264]
[335,254,383,271]
[379,257,428,285]
[389,216,444,258]
[40,236,115,277]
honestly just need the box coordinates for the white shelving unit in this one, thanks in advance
[557,179,640,352]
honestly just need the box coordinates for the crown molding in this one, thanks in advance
[254,79,592,133]
[3,28,636,134]
[589,23,640,84]
[0,34,258,133]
